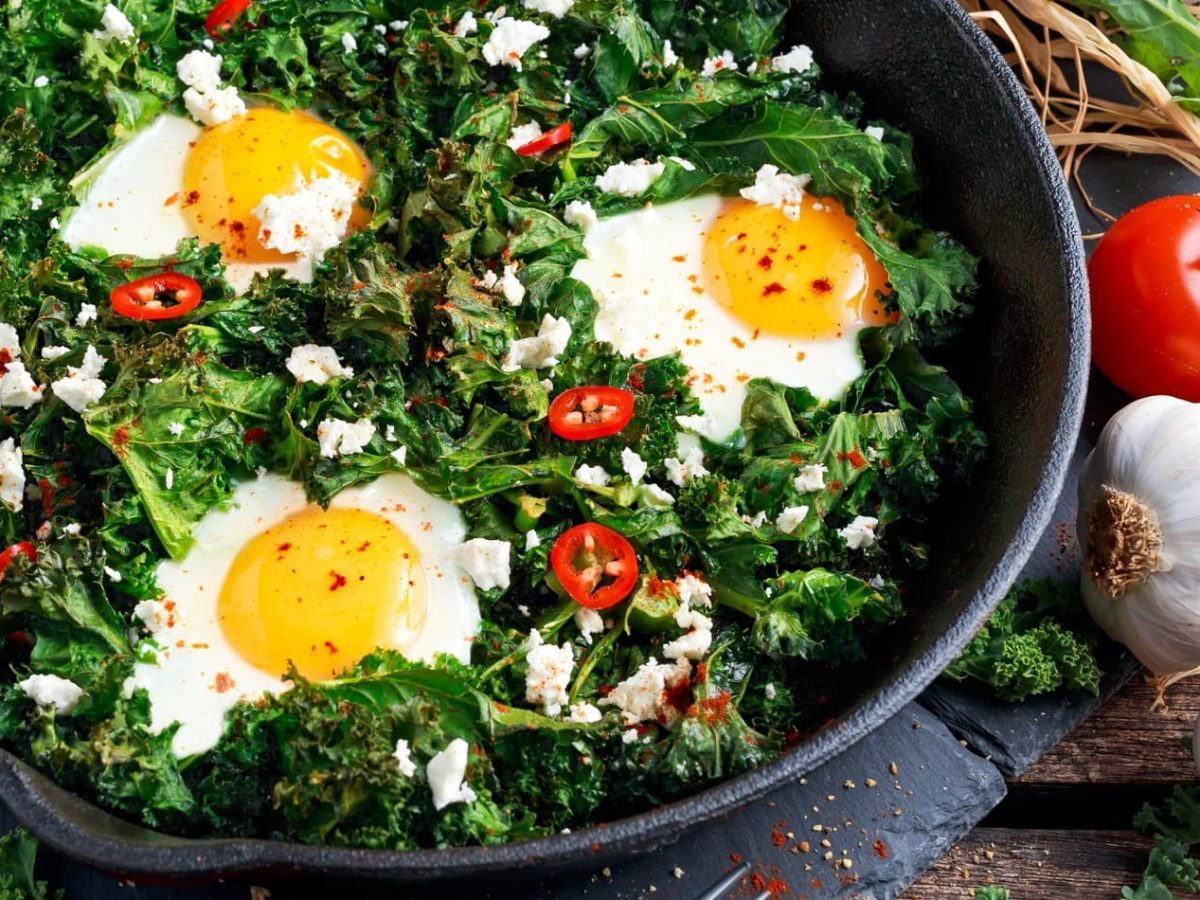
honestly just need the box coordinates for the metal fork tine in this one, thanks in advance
[693,861,751,900]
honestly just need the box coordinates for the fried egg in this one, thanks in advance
[570,194,890,441]
[61,108,371,293]
[126,473,479,757]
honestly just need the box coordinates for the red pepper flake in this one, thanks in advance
[771,828,787,847]
[183,190,200,208]
[357,541,371,552]
[729,852,743,864]
[872,838,889,859]
[811,277,833,294]
[762,282,785,296]
[757,254,774,271]
[213,672,235,693]
[277,542,291,553]
[838,449,868,469]
[495,702,508,712]
[828,480,843,491]
[329,570,347,591]
[766,877,789,896]
[37,477,55,518]
[662,679,693,714]
[324,640,339,654]
[672,255,687,263]
[694,662,708,682]
[243,426,268,445]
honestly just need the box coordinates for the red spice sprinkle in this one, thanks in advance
[757,254,774,271]
[277,543,292,552]
[762,282,785,296]
[38,477,55,518]
[771,828,787,847]
[730,853,743,864]
[324,640,339,654]
[213,672,235,694]
[735,232,747,241]
[828,480,843,491]
[698,691,732,724]
[329,570,347,591]
[873,838,889,859]
[811,277,833,294]
[0,349,10,375]
[243,427,268,445]
[838,449,868,469]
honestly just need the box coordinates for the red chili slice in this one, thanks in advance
[548,386,635,441]
[550,523,638,610]
[0,542,36,580]
[110,273,203,321]
[205,0,251,41]
[516,122,573,157]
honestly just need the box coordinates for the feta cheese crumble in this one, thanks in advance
[601,657,691,725]
[595,158,665,197]
[499,263,525,306]
[641,483,675,508]
[839,515,879,549]
[793,463,827,493]
[19,674,83,713]
[573,42,590,59]
[574,606,605,645]
[76,304,97,327]
[315,417,376,457]
[662,39,679,67]
[453,10,478,36]
[286,344,354,385]
[771,44,814,75]
[568,702,602,724]
[30,197,42,211]
[183,85,247,126]
[427,739,477,810]
[393,738,417,777]
[0,362,43,409]
[574,464,610,487]
[501,314,571,371]
[620,447,646,485]
[522,0,574,17]
[176,49,224,94]
[0,438,24,512]
[740,164,811,222]
[50,345,107,413]
[40,346,70,361]
[664,446,709,487]
[775,505,809,535]
[701,50,738,77]
[524,629,574,716]
[32,75,48,88]
[253,172,361,262]
[764,682,777,700]
[563,199,598,231]
[340,32,357,53]
[481,17,551,71]
[524,530,541,551]
[674,573,713,609]
[865,125,885,141]
[452,538,512,591]
[92,4,135,44]
[507,120,543,150]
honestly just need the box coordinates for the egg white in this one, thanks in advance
[570,195,867,443]
[60,113,312,294]
[126,473,480,757]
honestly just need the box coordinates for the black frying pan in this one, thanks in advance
[0,0,1088,886]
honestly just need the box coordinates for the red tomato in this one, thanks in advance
[205,0,251,41]
[110,273,203,321]
[1089,195,1200,400]
[0,542,36,580]
[516,122,573,156]
[550,523,638,610]
[548,386,635,441]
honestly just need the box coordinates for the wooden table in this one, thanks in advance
[905,672,1198,898]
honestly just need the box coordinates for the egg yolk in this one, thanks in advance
[702,196,891,340]
[217,507,425,681]
[181,107,371,264]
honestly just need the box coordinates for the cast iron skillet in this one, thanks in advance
[0,0,1088,886]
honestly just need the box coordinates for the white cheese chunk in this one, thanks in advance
[315,417,376,458]
[524,629,574,716]
[574,606,605,645]
[286,344,354,385]
[501,314,571,371]
[176,49,224,93]
[620,447,646,485]
[453,11,478,36]
[524,530,541,551]
[499,263,525,306]
[19,674,83,713]
[839,515,879,549]
[662,39,678,67]
[574,464,610,487]
[664,446,708,487]
[793,463,827,493]
[600,657,691,726]
[0,362,44,409]
[183,85,246,126]
[775,505,809,535]
[453,538,512,591]
[93,4,135,43]
[506,120,543,150]
[50,345,107,413]
[0,438,24,512]
[771,44,814,75]
[595,158,665,197]
[865,125,885,141]
[740,164,811,222]
[253,172,360,262]
[427,738,477,810]
[482,17,550,71]
[392,738,417,777]
[75,304,97,327]
[340,32,357,53]
[563,199,598,231]
[568,702,602,724]
[40,346,70,361]
[641,483,675,508]
[523,0,574,17]
[673,573,713,609]
[701,50,738,77]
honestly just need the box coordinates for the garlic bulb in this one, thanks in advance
[1078,395,1200,677]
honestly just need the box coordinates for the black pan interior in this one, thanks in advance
[0,0,1087,885]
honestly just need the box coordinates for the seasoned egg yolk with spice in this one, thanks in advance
[702,196,891,340]
[217,506,426,681]
[181,107,371,264]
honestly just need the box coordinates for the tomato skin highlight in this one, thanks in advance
[548,386,635,441]
[110,273,203,321]
[205,0,251,40]
[550,523,638,610]
[516,122,573,156]
[1089,195,1200,401]
[0,543,37,579]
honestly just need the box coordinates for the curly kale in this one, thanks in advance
[0,829,60,900]
[1123,786,1200,899]
[973,888,1011,900]
[943,579,1102,702]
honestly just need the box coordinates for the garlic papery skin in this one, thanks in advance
[1077,395,1200,678]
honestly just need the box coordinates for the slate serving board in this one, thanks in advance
[9,110,1197,900]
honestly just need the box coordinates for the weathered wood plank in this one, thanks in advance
[1014,669,1200,787]
[902,828,1150,899]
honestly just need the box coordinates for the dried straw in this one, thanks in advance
[958,0,1200,220]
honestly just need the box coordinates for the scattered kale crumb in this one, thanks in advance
[1122,785,1200,900]
[0,828,60,900]
[943,579,1102,703]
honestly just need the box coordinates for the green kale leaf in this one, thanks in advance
[0,828,61,900]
